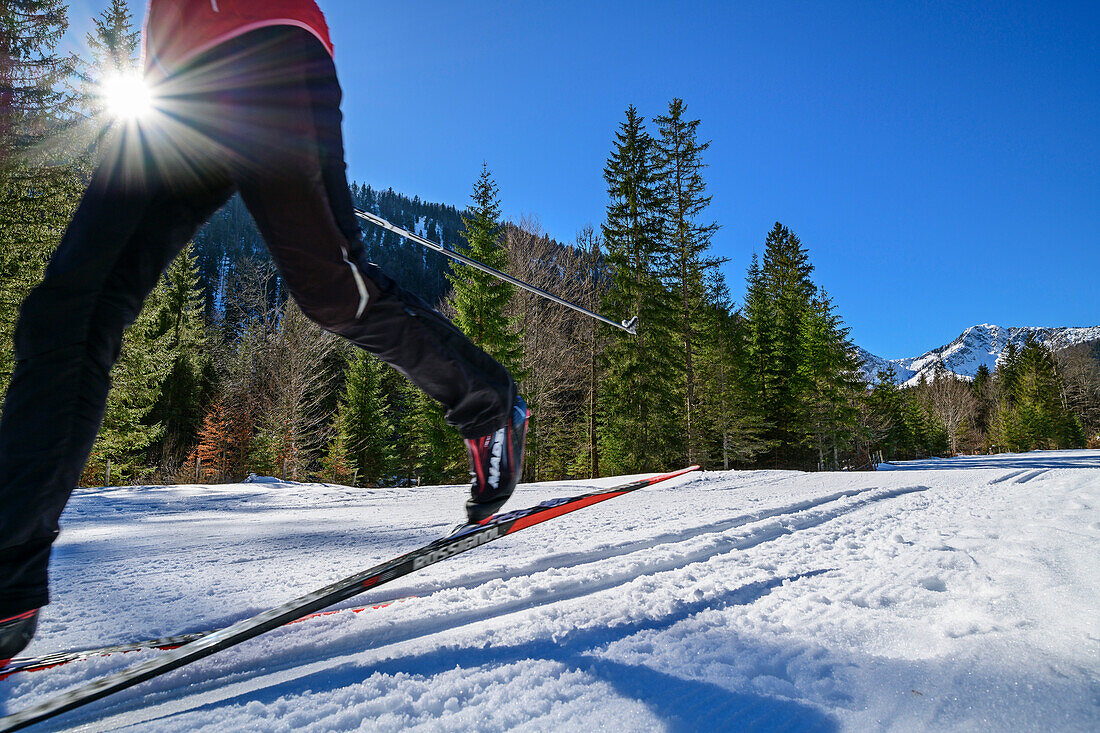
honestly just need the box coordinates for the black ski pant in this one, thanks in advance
[0,27,513,617]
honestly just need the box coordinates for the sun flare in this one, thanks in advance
[101,73,154,121]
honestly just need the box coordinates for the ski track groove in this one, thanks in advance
[1013,469,1049,484]
[989,469,1028,484]
[354,484,886,606]
[45,483,929,732]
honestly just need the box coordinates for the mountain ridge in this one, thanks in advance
[858,324,1100,386]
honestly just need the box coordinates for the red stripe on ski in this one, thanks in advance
[0,610,37,624]
[508,491,629,533]
[508,467,699,534]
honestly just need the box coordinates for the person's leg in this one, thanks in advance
[0,138,233,618]
[226,28,515,439]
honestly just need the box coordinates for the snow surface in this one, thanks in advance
[3,451,1099,731]
[858,324,1100,386]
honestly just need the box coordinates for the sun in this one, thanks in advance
[101,72,154,121]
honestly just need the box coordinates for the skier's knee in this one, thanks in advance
[292,258,390,335]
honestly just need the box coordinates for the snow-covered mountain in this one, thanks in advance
[858,324,1100,387]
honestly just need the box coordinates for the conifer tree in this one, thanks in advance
[403,384,465,485]
[653,98,721,464]
[800,289,861,468]
[447,164,523,375]
[80,0,140,128]
[339,350,394,486]
[599,106,680,473]
[739,253,774,447]
[318,427,354,485]
[971,363,994,448]
[867,367,909,460]
[744,223,818,466]
[990,338,1084,451]
[696,268,765,468]
[86,0,139,76]
[87,275,173,482]
[148,244,215,468]
[0,0,83,395]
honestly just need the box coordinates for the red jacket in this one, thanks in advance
[143,0,333,76]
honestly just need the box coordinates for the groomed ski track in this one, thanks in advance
[2,452,1098,731]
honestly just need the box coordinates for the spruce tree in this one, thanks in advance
[447,164,523,375]
[971,363,994,448]
[85,0,139,76]
[697,268,765,468]
[799,289,861,469]
[86,274,173,483]
[653,98,721,464]
[0,0,83,395]
[599,106,680,473]
[148,244,215,468]
[739,253,775,447]
[339,350,394,486]
[757,223,816,467]
[404,384,465,485]
[80,0,140,127]
[991,338,1084,451]
[867,367,909,461]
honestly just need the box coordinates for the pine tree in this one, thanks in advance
[0,0,83,395]
[744,223,818,467]
[653,98,721,464]
[599,106,680,473]
[86,272,173,483]
[339,350,394,486]
[799,289,861,469]
[86,0,139,76]
[696,268,765,468]
[447,164,523,375]
[403,384,465,485]
[147,244,215,468]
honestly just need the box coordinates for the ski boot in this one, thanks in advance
[0,609,39,667]
[464,394,530,524]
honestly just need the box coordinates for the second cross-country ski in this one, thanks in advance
[0,598,412,681]
[0,466,699,732]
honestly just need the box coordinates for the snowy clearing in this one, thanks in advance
[2,450,1098,731]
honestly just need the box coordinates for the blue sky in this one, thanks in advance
[78,1,1098,358]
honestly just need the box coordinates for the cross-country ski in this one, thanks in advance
[0,599,412,681]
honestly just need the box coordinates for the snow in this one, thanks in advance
[3,451,1099,731]
[858,324,1100,386]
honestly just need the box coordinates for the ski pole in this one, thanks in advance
[353,208,639,335]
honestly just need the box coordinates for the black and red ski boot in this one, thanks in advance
[464,394,529,523]
[0,609,38,667]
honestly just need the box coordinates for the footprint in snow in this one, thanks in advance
[919,575,947,592]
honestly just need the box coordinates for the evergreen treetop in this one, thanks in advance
[447,164,523,377]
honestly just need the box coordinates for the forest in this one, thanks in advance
[3,1,1097,488]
